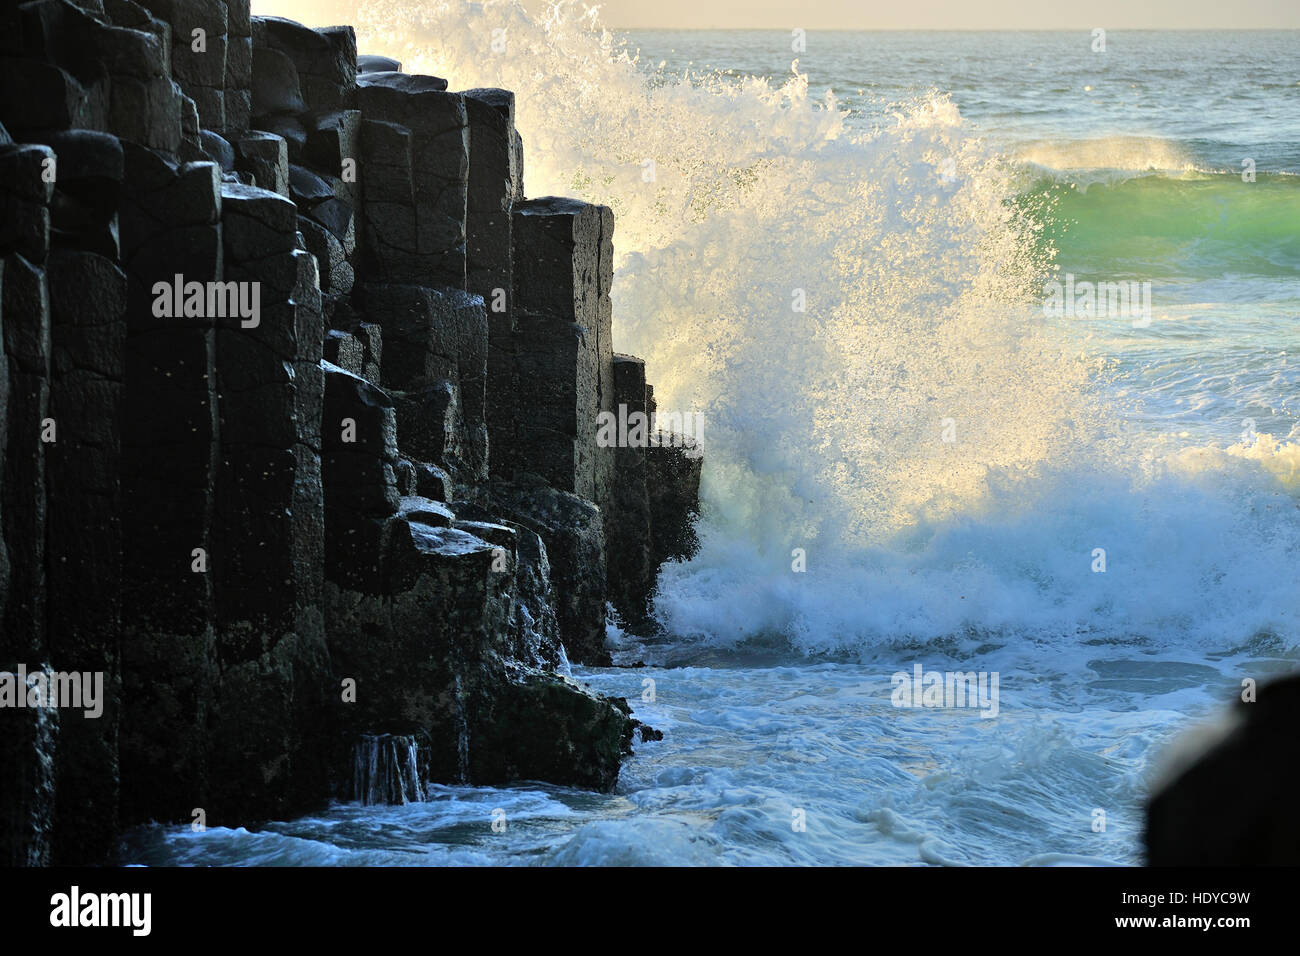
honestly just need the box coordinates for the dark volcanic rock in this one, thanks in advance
[471,673,634,792]
[322,360,399,593]
[413,459,452,501]
[509,197,614,506]
[605,353,656,626]
[492,477,610,665]
[356,282,487,485]
[1146,673,1300,865]
[234,129,288,195]
[0,0,702,863]
[0,153,55,867]
[357,71,446,93]
[301,108,359,182]
[463,88,521,481]
[254,17,356,113]
[46,248,127,866]
[199,129,236,171]
[251,45,305,117]
[356,81,467,287]
[325,511,630,789]
[208,179,329,821]
[299,214,350,297]
[325,518,511,780]
[647,430,702,567]
[43,129,123,258]
[116,147,222,833]
[254,112,306,162]
[357,54,401,74]
[0,144,56,262]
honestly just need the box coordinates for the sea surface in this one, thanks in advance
[125,10,1300,866]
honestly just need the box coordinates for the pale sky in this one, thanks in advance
[588,0,1300,30]
[260,0,1300,31]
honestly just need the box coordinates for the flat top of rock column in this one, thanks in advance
[357,54,402,74]
[221,181,298,232]
[357,72,449,94]
[463,88,514,119]
[515,196,599,217]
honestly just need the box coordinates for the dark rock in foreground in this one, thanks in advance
[1145,673,1300,865]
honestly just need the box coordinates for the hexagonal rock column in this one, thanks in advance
[208,180,329,821]
[141,0,230,132]
[645,438,702,568]
[253,16,356,114]
[356,73,468,289]
[321,360,400,594]
[463,88,523,480]
[510,197,614,506]
[0,141,53,653]
[3,0,187,157]
[354,282,487,488]
[42,129,128,866]
[116,148,222,829]
[0,137,55,867]
[224,0,253,136]
[605,354,656,627]
[491,478,610,666]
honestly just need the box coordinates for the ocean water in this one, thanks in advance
[125,6,1300,865]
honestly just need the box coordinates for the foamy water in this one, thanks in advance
[126,5,1300,865]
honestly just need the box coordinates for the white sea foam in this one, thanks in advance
[261,1,1300,666]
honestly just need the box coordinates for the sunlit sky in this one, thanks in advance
[260,0,1300,31]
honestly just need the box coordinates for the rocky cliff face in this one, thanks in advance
[0,0,700,866]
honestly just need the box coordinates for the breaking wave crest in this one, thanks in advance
[269,1,1300,662]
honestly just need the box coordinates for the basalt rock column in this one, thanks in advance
[248,16,360,290]
[0,141,54,663]
[490,477,609,666]
[354,283,488,491]
[254,16,356,115]
[225,0,253,136]
[508,197,616,663]
[605,354,656,627]
[4,0,189,158]
[356,73,468,289]
[321,360,400,594]
[141,0,230,132]
[463,88,523,479]
[0,3,689,862]
[0,137,56,866]
[321,361,501,783]
[117,149,222,828]
[208,181,329,820]
[645,382,703,568]
[43,129,129,866]
[510,197,615,500]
